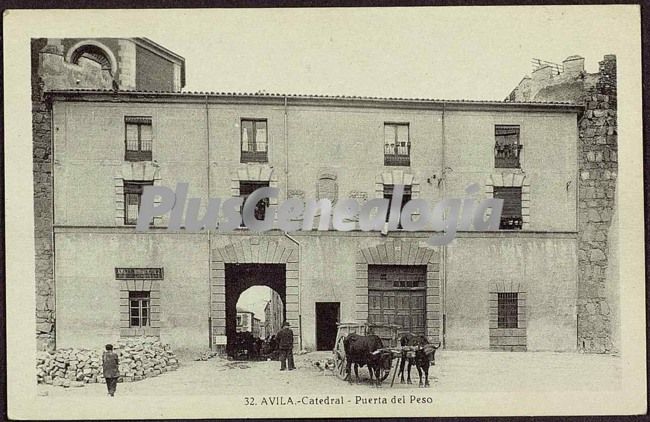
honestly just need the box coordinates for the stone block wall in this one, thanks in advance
[32,38,56,351]
[576,55,618,353]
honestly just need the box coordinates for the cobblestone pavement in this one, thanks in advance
[37,350,621,397]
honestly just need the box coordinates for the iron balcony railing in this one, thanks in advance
[494,143,522,168]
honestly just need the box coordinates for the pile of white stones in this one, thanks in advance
[36,337,179,387]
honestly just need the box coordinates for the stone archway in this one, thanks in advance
[355,239,441,344]
[210,236,299,350]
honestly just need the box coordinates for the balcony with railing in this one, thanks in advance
[494,142,522,168]
[384,143,410,166]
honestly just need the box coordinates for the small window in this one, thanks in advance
[124,181,153,225]
[493,186,523,230]
[241,119,268,162]
[129,291,150,328]
[383,184,412,228]
[239,181,270,227]
[497,292,518,328]
[125,117,153,161]
[494,125,522,168]
[384,123,410,166]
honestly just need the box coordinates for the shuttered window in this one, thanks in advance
[383,184,412,228]
[493,186,523,230]
[124,181,153,225]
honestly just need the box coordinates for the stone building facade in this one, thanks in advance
[264,290,284,338]
[31,38,185,350]
[508,55,618,353]
[34,38,595,354]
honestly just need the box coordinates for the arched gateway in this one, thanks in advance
[210,236,299,351]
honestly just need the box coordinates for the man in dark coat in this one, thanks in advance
[276,322,295,371]
[102,344,120,396]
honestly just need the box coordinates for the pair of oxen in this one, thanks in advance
[343,333,440,387]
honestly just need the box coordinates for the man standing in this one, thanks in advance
[276,322,296,371]
[102,344,120,396]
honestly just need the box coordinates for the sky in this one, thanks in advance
[238,286,273,321]
[140,6,634,100]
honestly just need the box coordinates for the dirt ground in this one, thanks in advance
[37,350,622,397]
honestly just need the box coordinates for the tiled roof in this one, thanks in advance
[46,88,577,106]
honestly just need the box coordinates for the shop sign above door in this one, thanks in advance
[115,267,164,280]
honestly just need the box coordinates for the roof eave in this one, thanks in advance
[44,90,583,113]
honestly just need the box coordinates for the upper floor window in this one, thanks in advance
[493,186,523,230]
[383,184,412,229]
[129,291,150,328]
[239,181,270,227]
[241,119,268,163]
[384,123,410,166]
[497,292,519,328]
[494,125,522,168]
[125,116,153,162]
[124,181,153,225]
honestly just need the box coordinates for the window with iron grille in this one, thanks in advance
[125,116,153,161]
[497,292,519,328]
[129,291,150,328]
[493,186,523,230]
[239,181,270,227]
[384,123,410,166]
[494,125,522,168]
[241,119,268,162]
[124,181,153,225]
[383,184,412,228]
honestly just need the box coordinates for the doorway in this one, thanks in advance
[225,263,286,357]
[316,302,340,351]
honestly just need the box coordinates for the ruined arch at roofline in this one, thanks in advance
[65,40,118,76]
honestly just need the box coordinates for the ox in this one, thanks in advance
[343,333,393,387]
[397,333,440,387]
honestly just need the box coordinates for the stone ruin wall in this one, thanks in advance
[576,56,618,353]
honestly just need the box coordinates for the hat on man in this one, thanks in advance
[105,344,113,351]
[283,321,290,327]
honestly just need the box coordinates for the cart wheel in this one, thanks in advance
[334,336,348,380]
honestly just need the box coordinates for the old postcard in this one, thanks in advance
[4,5,646,418]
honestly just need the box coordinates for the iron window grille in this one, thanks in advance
[125,116,153,161]
[494,125,522,168]
[497,292,519,328]
[493,186,523,230]
[368,265,427,290]
[239,181,270,227]
[129,291,150,328]
[124,181,153,225]
[241,119,268,162]
[384,123,411,166]
[383,184,412,229]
